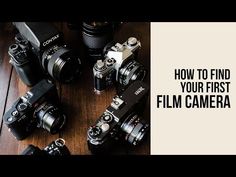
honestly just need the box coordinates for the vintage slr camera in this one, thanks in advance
[21,138,70,155]
[87,80,149,153]
[93,37,147,93]
[8,22,81,86]
[3,79,66,140]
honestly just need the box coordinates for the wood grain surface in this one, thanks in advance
[0,22,150,155]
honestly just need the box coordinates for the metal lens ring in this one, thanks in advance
[119,60,146,86]
[34,102,66,134]
[53,52,80,83]
[45,46,69,79]
[43,45,80,83]
[121,114,149,146]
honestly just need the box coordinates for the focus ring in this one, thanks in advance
[47,47,69,80]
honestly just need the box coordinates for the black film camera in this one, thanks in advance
[21,138,70,155]
[3,79,66,140]
[87,80,149,154]
[93,37,147,93]
[8,22,81,86]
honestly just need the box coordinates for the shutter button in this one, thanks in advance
[127,37,137,46]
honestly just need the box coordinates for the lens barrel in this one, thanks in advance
[42,45,81,83]
[119,60,147,86]
[82,22,114,59]
[34,102,66,134]
[121,114,149,146]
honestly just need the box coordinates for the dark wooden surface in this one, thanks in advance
[0,22,150,155]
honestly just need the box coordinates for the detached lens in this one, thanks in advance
[82,22,112,36]
[35,102,66,134]
[82,22,114,59]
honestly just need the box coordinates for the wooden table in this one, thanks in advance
[0,22,150,155]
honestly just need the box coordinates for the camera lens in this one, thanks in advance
[42,46,81,83]
[119,60,147,86]
[132,68,146,81]
[121,114,149,146]
[34,102,66,134]
[82,22,114,58]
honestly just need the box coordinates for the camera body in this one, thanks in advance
[21,138,70,155]
[87,80,149,153]
[93,37,147,93]
[8,22,81,86]
[3,79,66,140]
